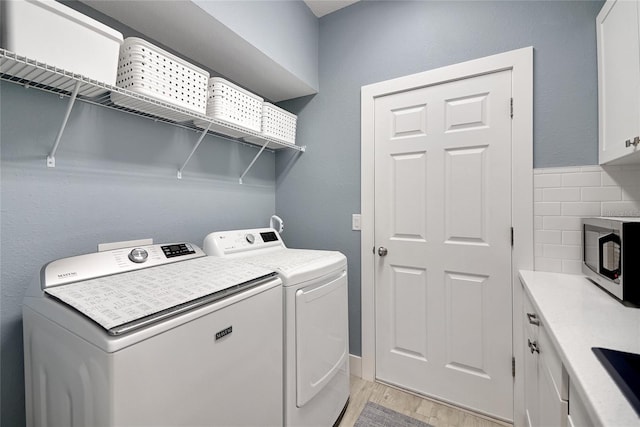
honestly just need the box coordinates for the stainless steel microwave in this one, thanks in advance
[582,217,640,307]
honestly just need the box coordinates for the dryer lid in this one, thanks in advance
[241,249,346,284]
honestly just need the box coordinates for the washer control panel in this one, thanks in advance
[42,242,205,289]
[161,243,196,258]
[128,248,149,263]
[203,228,284,256]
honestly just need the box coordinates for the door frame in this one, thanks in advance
[360,47,533,423]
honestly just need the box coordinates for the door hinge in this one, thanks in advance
[511,227,514,247]
[512,356,516,377]
[510,98,514,119]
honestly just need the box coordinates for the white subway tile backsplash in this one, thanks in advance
[534,174,562,188]
[533,164,640,274]
[534,188,543,202]
[543,244,581,260]
[543,188,581,202]
[562,260,583,274]
[581,186,621,201]
[602,167,640,187]
[579,165,603,173]
[536,167,581,175]
[535,257,563,273]
[535,230,562,244]
[562,230,582,245]
[561,172,601,187]
[534,215,543,230]
[543,215,582,231]
[561,202,601,216]
[535,202,562,216]
[601,201,640,217]
[622,187,640,202]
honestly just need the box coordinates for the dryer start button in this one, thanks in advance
[245,234,255,244]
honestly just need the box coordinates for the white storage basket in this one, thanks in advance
[2,0,123,96]
[194,77,263,135]
[110,37,209,121]
[261,103,297,145]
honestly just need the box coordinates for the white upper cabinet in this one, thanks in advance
[597,0,640,164]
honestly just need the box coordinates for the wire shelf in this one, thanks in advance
[0,49,305,153]
[0,48,305,182]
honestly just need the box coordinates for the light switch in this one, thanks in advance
[352,214,361,231]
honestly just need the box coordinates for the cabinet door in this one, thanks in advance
[568,379,595,427]
[538,361,568,427]
[597,0,640,164]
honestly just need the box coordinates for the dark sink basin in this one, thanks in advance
[592,347,640,416]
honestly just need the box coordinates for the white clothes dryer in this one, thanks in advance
[203,228,350,427]
[23,241,284,427]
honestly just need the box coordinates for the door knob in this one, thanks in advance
[378,247,388,256]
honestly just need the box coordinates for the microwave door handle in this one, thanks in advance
[598,233,621,280]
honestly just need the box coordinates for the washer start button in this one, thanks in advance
[128,248,149,263]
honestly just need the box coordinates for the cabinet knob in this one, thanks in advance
[526,312,540,326]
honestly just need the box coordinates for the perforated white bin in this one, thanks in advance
[2,0,123,95]
[260,103,297,145]
[111,37,209,122]
[194,77,263,137]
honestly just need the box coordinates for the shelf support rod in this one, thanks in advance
[177,122,212,179]
[47,81,81,167]
[239,140,270,184]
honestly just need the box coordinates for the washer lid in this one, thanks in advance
[44,256,278,335]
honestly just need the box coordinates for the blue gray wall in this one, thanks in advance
[276,0,605,357]
[1,82,276,425]
[195,0,319,92]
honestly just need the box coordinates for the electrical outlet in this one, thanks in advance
[352,214,361,231]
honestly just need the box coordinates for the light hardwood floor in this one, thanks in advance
[338,376,512,427]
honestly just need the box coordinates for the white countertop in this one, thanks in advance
[519,270,640,427]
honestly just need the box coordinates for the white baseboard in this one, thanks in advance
[349,354,362,378]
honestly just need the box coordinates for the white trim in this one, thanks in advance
[360,47,533,425]
[349,354,362,378]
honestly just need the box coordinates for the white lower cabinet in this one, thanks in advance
[522,283,569,427]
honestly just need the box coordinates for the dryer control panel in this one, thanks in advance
[203,228,285,257]
[41,243,204,289]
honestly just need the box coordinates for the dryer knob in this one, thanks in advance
[245,234,255,244]
[128,248,149,263]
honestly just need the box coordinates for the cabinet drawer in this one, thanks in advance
[539,324,569,401]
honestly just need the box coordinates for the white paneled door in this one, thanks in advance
[374,69,513,419]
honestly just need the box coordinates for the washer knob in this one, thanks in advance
[245,234,255,244]
[128,248,149,263]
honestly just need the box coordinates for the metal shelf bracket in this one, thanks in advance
[239,140,271,184]
[47,80,81,167]
[177,122,212,179]
[1,50,305,177]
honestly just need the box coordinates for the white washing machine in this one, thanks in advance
[203,228,350,427]
[22,241,284,427]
